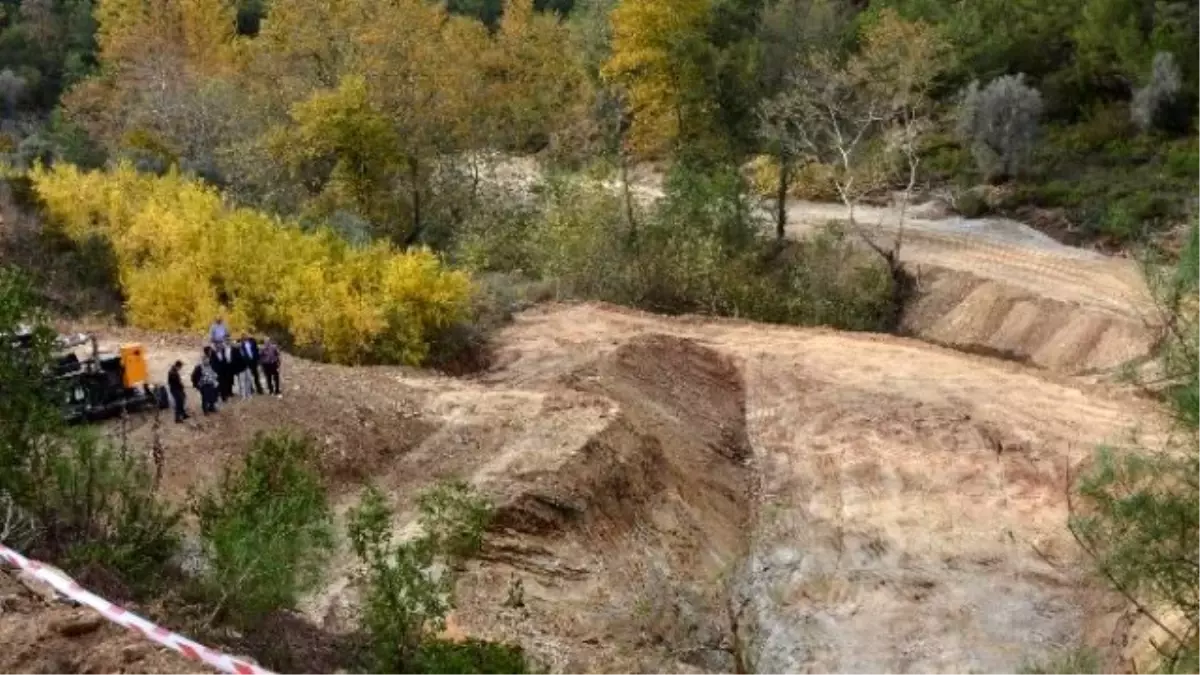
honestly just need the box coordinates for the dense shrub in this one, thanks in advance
[346,481,525,674]
[0,267,63,507]
[1070,221,1198,673]
[191,431,335,627]
[0,266,179,597]
[455,166,895,331]
[36,431,182,594]
[956,74,1044,181]
[1049,103,1137,155]
[29,163,474,365]
[1164,143,1198,180]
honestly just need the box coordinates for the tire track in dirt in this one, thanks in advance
[491,302,1159,672]
[779,200,1160,374]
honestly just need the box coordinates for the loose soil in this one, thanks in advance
[0,298,1161,673]
[0,160,1170,673]
[0,568,210,674]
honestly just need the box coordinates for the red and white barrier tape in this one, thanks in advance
[0,543,274,675]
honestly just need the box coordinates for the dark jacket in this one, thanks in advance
[229,345,247,374]
[190,364,203,390]
[168,366,185,393]
[215,345,245,375]
[240,337,260,365]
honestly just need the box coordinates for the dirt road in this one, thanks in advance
[486,157,1161,374]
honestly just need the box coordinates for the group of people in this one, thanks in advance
[165,317,283,423]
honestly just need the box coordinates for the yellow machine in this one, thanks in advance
[50,335,167,423]
[119,344,149,388]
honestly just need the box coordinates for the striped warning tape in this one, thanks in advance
[0,543,274,675]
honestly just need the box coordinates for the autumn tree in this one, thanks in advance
[487,0,588,152]
[63,0,240,170]
[601,0,716,158]
[351,0,488,245]
[94,0,236,74]
[265,75,404,234]
[757,9,948,266]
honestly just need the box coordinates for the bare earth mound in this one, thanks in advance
[482,303,1164,672]
[24,303,1164,673]
[0,569,208,674]
[783,200,1160,374]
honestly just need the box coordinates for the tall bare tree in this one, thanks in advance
[757,9,948,268]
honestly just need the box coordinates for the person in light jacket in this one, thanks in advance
[239,333,264,395]
[209,316,229,347]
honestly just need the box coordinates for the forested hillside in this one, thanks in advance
[1,0,1195,250]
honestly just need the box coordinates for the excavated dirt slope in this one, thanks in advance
[785,200,1161,375]
[4,301,1162,673]
[476,303,1165,672]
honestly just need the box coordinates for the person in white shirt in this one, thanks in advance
[209,316,229,347]
[230,340,253,399]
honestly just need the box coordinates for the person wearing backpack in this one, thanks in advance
[191,347,220,414]
[260,337,282,398]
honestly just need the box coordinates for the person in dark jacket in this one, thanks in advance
[213,341,240,401]
[191,347,220,413]
[239,333,264,395]
[261,337,282,397]
[167,360,189,423]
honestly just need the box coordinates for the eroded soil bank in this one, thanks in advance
[30,303,1160,673]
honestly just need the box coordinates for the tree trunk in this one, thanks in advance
[404,156,422,248]
[621,152,637,242]
[776,149,789,242]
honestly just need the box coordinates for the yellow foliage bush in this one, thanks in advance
[743,154,779,198]
[741,155,842,202]
[789,162,841,201]
[30,162,473,365]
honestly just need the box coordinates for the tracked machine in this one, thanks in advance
[9,327,168,423]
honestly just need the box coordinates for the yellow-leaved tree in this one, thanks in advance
[265,74,404,233]
[600,0,714,157]
[351,0,486,244]
[486,0,590,150]
[68,0,240,167]
[94,0,236,74]
[30,162,473,365]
